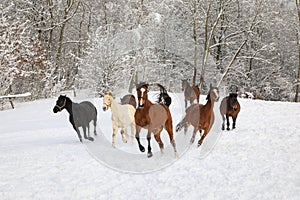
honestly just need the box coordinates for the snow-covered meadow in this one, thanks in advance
[0,91,299,199]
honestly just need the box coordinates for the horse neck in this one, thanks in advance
[203,94,214,112]
[109,99,119,112]
[64,99,74,115]
[144,98,153,108]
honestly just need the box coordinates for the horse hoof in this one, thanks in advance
[197,141,202,147]
[222,127,225,131]
[190,138,195,144]
[226,128,230,131]
[147,152,153,158]
[139,145,145,152]
[89,137,94,141]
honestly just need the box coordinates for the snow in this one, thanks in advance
[0,92,300,199]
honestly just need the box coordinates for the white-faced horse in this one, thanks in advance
[102,92,136,147]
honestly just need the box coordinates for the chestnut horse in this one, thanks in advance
[220,93,241,130]
[181,79,200,108]
[176,85,219,147]
[134,83,178,158]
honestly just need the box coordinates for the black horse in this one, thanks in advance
[53,95,97,142]
[154,83,172,107]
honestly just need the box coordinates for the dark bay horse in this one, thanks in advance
[120,94,137,108]
[181,79,200,108]
[134,83,178,158]
[220,93,241,130]
[53,95,97,142]
[176,85,219,147]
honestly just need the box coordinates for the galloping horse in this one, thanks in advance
[181,79,200,108]
[53,95,97,142]
[120,94,137,108]
[134,83,178,158]
[176,85,219,147]
[103,92,136,147]
[220,93,241,130]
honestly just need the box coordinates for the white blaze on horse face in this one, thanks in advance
[139,88,146,106]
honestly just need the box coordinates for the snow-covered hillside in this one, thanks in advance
[0,92,299,199]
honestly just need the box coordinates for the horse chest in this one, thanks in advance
[135,109,150,127]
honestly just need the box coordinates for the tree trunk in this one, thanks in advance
[295,0,300,102]
[192,0,198,86]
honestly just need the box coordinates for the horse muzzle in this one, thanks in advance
[53,106,60,113]
[102,106,108,111]
[138,104,145,109]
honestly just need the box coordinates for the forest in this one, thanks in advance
[0,0,300,102]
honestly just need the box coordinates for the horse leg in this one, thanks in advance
[232,116,237,129]
[135,126,145,152]
[93,118,97,136]
[112,126,118,148]
[190,128,198,144]
[154,128,164,153]
[165,119,178,158]
[87,123,91,138]
[83,126,94,141]
[226,114,230,131]
[147,131,153,158]
[184,122,189,135]
[198,129,208,147]
[72,125,82,142]
[70,119,82,142]
[120,128,128,143]
[221,115,225,130]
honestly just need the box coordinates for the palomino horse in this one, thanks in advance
[102,92,136,147]
[120,94,137,108]
[176,85,219,147]
[220,93,241,130]
[134,83,178,158]
[181,79,200,108]
[53,95,97,142]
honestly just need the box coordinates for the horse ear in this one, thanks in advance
[210,83,212,88]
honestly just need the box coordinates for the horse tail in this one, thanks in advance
[153,83,172,107]
[175,118,185,132]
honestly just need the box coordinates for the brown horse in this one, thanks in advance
[181,79,200,108]
[134,83,178,158]
[220,93,241,130]
[176,85,219,147]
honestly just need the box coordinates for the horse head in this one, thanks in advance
[229,93,239,111]
[181,79,188,91]
[53,95,68,113]
[102,92,113,111]
[206,84,220,102]
[136,83,149,108]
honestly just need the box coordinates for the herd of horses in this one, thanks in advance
[53,80,241,158]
